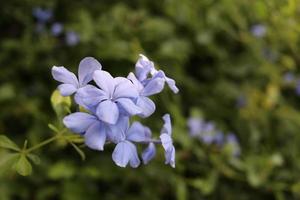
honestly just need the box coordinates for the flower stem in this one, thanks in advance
[26,135,59,153]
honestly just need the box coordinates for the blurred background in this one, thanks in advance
[1,0,300,199]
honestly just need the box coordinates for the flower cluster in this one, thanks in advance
[32,7,80,46]
[187,117,241,157]
[52,55,178,168]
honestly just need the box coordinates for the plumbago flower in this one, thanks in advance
[52,55,178,168]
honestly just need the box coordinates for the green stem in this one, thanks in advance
[26,135,59,153]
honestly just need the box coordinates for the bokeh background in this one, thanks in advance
[1,0,300,199]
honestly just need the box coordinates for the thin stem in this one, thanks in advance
[26,135,59,153]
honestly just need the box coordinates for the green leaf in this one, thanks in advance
[0,135,20,151]
[50,90,71,117]
[70,142,86,161]
[14,154,32,176]
[0,152,19,175]
[48,123,59,133]
[28,153,41,165]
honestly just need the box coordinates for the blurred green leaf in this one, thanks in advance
[14,154,32,176]
[0,135,20,151]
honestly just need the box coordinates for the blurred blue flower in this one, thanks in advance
[32,7,53,23]
[236,95,247,108]
[295,80,300,96]
[77,70,141,124]
[51,22,63,36]
[283,72,295,83]
[160,114,175,168]
[226,133,241,157]
[65,31,80,46]
[187,117,205,137]
[52,57,102,96]
[251,24,267,38]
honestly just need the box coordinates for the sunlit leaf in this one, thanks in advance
[0,135,20,151]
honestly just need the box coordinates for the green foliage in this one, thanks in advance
[1,0,300,199]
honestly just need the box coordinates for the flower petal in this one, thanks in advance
[141,77,165,96]
[160,133,173,151]
[127,122,151,142]
[63,112,97,133]
[127,72,143,92]
[112,141,130,167]
[165,76,179,94]
[78,57,102,86]
[142,143,156,164]
[135,54,154,81]
[84,122,106,151]
[52,66,78,86]
[165,146,175,168]
[96,100,119,124]
[113,79,139,99]
[161,114,172,135]
[93,70,115,96]
[57,83,77,96]
[76,85,107,107]
[116,98,142,116]
[106,116,128,143]
[136,96,155,118]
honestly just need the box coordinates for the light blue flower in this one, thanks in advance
[63,112,107,151]
[226,133,241,157]
[128,72,164,117]
[51,22,63,36]
[142,142,156,164]
[251,24,267,38]
[110,117,153,168]
[187,117,205,137]
[65,31,80,46]
[77,70,141,124]
[32,7,53,23]
[51,57,102,96]
[135,54,179,94]
[160,114,175,168]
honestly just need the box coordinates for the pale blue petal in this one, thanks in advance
[165,76,179,94]
[93,70,115,96]
[165,146,175,168]
[58,83,77,96]
[112,141,130,167]
[52,66,78,86]
[63,112,97,133]
[76,85,107,107]
[135,54,154,81]
[84,122,106,151]
[142,143,156,164]
[160,133,173,151]
[127,72,143,92]
[126,122,151,142]
[113,79,139,99]
[107,116,128,143]
[96,100,119,124]
[128,142,140,168]
[161,114,172,135]
[136,96,155,118]
[78,57,102,86]
[116,98,142,116]
[141,77,165,96]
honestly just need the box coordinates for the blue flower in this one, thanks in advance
[296,80,300,96]
[77,70,141,124]
[128,72,164,117]
[187,117,205,137]
[251,24,267,38]
[51,57,102,96]
[63,112,107,151]
[51,22,63,36]
[283,72,295,83]
[142,142,156,164]
[32,7,53,23]
[135,54,179,94]
[160,114,175,168]
[65,31,80,46]
[226,133,241,157]
[110,117,153,168]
